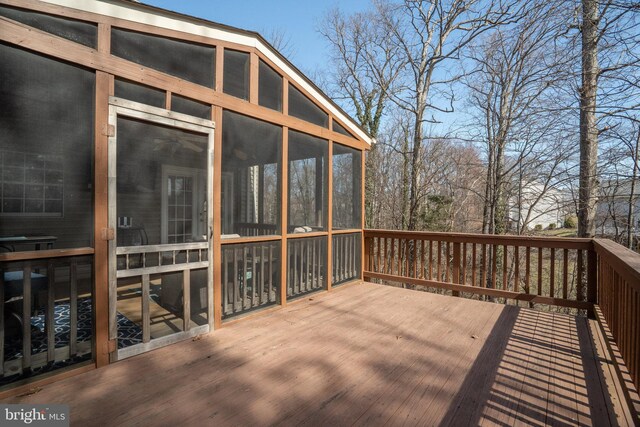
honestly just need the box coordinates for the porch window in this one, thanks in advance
[288,131,328,232]
[221,110,282,237]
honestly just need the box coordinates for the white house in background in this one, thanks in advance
[596,179,640,239]
[510,183,565,231]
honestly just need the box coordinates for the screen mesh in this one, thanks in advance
[0,44,94,251]
[332,143,362,229]
[288,84,328,128]
[0,5,97,48]
[114,79,165,108]
[288,130,328,232]
[258,59,282,112]
[223,50,250,100]
[111,28,215,88]
[221,110,282,237]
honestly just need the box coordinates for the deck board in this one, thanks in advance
[1,282,631,426]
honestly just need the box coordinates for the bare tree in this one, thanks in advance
[319,8,404,227]
[465,0,574,235]
[372,0,519,231]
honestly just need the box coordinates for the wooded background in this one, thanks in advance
[312,0,639,249]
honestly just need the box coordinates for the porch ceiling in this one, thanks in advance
[1,282,633,426]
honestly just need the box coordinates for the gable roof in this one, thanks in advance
[41,0,374,146]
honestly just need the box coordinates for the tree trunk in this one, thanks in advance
[578,0,599,238]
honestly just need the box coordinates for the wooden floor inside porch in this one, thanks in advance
[2,282,634,426]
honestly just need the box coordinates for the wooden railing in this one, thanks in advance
[363,230,595,311]
[332,233,360,286]
[363,229,640,400]
[287,237,326,299]
[594,238,640,393]
[0,253,94,381]
[221,241,279,319]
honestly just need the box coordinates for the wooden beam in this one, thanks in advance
[280,128,289,305]
[213,106,223,329]
[249,51,259,104]
[0,18,367,150]
[327,140,333,290]
[94,66,111,368]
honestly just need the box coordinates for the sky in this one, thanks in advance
[141,0,371,75]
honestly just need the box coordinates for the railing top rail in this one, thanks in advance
[0,247,94,262]
[364,229,593,250]
[594,238,640,291]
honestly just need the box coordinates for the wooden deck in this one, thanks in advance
[2,282,635,426]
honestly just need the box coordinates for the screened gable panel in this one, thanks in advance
[288,84,328,128]
[258,59,282,112]
[111,28,215,88]
[223,50,250,100]
[0,5,97,48]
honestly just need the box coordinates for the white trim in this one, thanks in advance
[41,0,372,146]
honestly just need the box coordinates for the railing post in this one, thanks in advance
[452,242,461,297]
[587,245,598,318]
[363,235,371,282]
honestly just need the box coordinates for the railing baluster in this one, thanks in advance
[577,249,584,301]
[233,248,239,312]
[223,249,229,316]
[502,245,508,291]
[22,263,32,371]
[462,243,467,286]
[538,247,543,296]
[472,243,477,287]
[420,240,426,279]
[491,245,497,290]
[481,244,487,288]
[428,240,434,280]
[243,246,249,309]
[525,247,531,296]
[390,238,396,276]
[563,248,569,300]
[142,273,150,343]
[550,247,556,299]
[69,259,78,357]
[437,241,442,282]
[183,270,190,331]
[47,260,56,363]
[512,245,520,292]
[445,242,450,283]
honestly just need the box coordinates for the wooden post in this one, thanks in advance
[212,106,223,328]
[94,21,112,366]
[587,246,598,318]
[327,139,333,290]
[452,242,461,297]
[280,125,289,306]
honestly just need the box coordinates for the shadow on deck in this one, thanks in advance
[1,282,633,426]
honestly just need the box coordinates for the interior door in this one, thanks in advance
[108,98,214,361]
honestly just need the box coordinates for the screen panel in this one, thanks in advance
[332,143,362,229]
[221,110,282,237]
[288,130,328,232]
[115,79,165,108]
[258,59,282,112]
[0,44,95,251]
[0,5,97,48]
[111,28,215,88]
[288,84,328,128]
[223,49,250,100]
